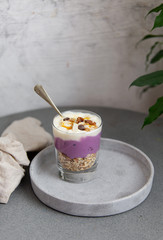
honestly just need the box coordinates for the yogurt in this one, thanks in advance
[53,110,102,159]
[53,111,101,139]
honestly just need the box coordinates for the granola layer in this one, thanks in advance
[58,151,97,171]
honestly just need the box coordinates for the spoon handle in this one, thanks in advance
[34,84,63,117]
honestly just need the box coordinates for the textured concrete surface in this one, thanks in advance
[0,106,163,240]
[0,0,163,117]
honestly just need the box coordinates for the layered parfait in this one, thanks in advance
[53,110,102,175]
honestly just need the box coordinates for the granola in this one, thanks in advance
[58,151,96,171]
[60,115,98,132]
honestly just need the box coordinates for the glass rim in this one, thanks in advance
[52,109,103,135]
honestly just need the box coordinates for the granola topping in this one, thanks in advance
[84,119,96,125]
[56,113,100,132]
[63,117,70,121]
[76,117,84,123]
[78,124,85,131]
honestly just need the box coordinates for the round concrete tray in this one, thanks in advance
[29,138,154,217]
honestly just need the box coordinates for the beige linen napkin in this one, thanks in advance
[0,134,30,203]
[0,117,53,203]
[1,117,53,151]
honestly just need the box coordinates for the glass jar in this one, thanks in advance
[52,110,102,183]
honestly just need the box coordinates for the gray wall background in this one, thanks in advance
[0,0,162,117]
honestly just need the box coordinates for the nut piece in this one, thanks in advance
[78,124,85,130]
[76,117,84,124]
[84,120,96,125]
[63,117,70,121]
[69,118,76,123]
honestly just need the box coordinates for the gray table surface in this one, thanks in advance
[0,106,162,240]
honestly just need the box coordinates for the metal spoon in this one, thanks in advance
[34,84,63,118]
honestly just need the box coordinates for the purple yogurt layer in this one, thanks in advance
[55,132,101,159]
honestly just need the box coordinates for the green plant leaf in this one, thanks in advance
[146,3,163,16]
[136,35,163,47]
[150,50,163,63]
[152,10,163,30]
[130,70,163,87]
[141,34,163,40]
[132,3,163,127]
[142,96,163,128]
[140,86,155,96]
[145,42,159,68]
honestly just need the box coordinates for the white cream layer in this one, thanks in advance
[53,111,102,141]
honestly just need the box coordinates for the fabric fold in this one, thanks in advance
[0,134,29,204]
[1,117,53,152]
